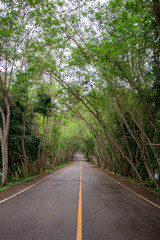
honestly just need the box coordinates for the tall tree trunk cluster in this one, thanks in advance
[60,77,160,188]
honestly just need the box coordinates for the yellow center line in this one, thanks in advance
[76,160,82,240]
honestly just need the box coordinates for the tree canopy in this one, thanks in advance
[0,0,160,190]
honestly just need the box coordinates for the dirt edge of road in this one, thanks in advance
[0,162,73,202]
[89,162,160,208]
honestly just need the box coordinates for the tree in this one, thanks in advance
[0,0,35,185]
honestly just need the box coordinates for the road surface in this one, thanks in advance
[0,152,160,240]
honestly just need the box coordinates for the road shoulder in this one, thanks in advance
[89,162,160,208]
[0,162,73,202]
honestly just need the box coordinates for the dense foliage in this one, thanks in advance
[0,0,160,189]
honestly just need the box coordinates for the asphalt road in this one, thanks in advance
[0,152,160,240]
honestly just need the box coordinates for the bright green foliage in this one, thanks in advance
[0,0,160,190]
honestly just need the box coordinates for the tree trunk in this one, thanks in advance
[42,116,49,171]
[21,113,28,177]
[153,0,160,38]
[28,98,41,173]
[36,148,41,174]
[1,139,8,186]
[0,95,10,186]
[46,117,54,164]
[52,114,64,167]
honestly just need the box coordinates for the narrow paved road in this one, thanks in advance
[0,152,160,240]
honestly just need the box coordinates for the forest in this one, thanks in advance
[0,0,160,190]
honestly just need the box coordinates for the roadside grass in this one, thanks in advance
[0,175,37,192]
[0,162,71,192]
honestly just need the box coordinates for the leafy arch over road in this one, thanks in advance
[0,0,160,189]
